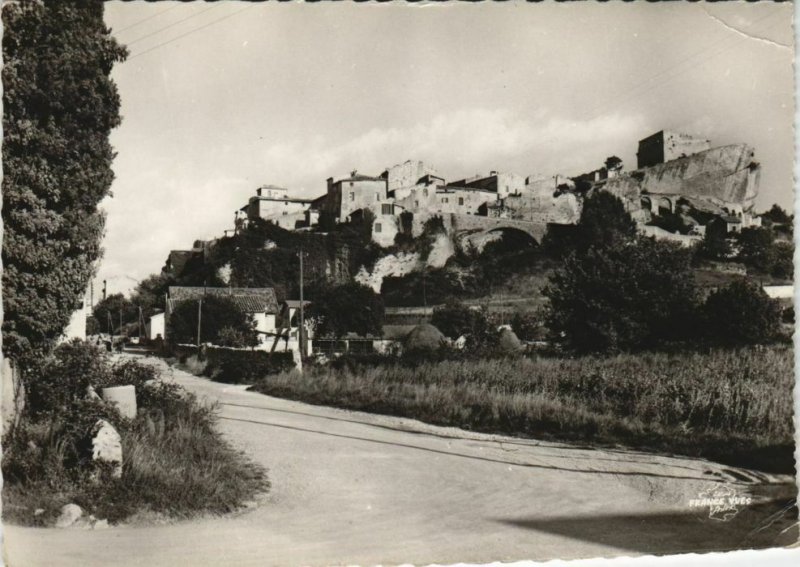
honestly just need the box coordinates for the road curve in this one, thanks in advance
[4,356,796,566]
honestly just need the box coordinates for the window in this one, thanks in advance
[349,192,355,201]
[374,223,382,233]
[282,211,287,216]
[376,193,380,202]
[381,204,392,215]
[415,200,419,208]
[458,197,464,206]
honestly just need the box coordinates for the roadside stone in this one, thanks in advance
[93,519,110,530]
[91,419,123,479]
[86,385,102,401]
[33,508,44,516]
[55,503,83,528]
[101,385,137,418]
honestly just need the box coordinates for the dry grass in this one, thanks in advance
[250,345,795,472]
[3,386,267,526]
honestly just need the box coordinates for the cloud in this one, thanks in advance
[259,108,648,197]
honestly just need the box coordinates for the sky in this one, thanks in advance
[98,1,795,298]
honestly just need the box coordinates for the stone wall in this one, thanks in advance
[386,160,438,192]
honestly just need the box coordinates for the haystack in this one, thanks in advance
[404,323,446,352]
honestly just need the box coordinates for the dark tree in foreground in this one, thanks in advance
[545,238,699,353]
[167,296,258,347]
[543,191,637,258]
[701,280,782,346]
[307,283,384,339]
[2,1,126,365]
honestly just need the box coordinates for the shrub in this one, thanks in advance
[701,280,782,346]
[26,340,112,417]
[431,301,488,340]
[545,237,700,353]
[203,349,295,383]
[510,311,540,341]
[307,282,384,340]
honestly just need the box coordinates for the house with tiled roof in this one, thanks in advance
[166,286,280,344]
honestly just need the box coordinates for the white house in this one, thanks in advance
[60,297,87,342]
[147,312,166,340]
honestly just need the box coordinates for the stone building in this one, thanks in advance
[385,160,439,193]
[636,130,711,169]
[447,171,525,198]
[246,185,316,230]
[324,171,387,223]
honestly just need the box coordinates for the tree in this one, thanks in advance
[544,237,699,353]
[92,293,135,335]
[131,272,173,319]
[543,191,637,258]
[166,296,258,347]
[736,226,776,274]
[761,204,792,226]
[307,282,384,339]
[2,1,127,366]
[701,280,782,346]
[431,301,489,340]
[695,226,733,262]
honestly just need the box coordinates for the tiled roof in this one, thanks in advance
[168,287,279,314]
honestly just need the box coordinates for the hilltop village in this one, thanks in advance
[227,129,762,251]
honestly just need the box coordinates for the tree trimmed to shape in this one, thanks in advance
[701,280,782,347]
[307,282,384,340]
[2,0,126,366]
[167,296,258,347]
[545,237,699,354]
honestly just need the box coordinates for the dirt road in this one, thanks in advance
[4,357,796,566]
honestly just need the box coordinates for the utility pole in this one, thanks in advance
[138,306,143,340]
[422,265,427,323]
[107,311,113,337]
[196,299,203,349]
[299,249,305,364]
[102,279,107,301]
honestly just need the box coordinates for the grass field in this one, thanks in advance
[250,345,795,473]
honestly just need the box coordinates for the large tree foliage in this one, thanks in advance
[701,280,782,346]
[543,190,637,258]
[2,1,126,365]
[307,282,384,339]
[545,237,699,354]
[167,296,258,347]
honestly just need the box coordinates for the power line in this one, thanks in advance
[128,4,255,61]
[125,4,220,48]
[114,4,181,35]
[579,10,784,122]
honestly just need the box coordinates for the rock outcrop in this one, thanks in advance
[600,144,760,216]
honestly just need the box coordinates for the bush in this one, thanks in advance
[26,340,112,417]
[203,348,295,383]
[3,341,268,526]
[510,311,540,341]
[701,280,782,346]
[545,237,700,353]
[431,301,488,340]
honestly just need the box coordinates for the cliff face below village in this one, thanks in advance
[601,144,760,216]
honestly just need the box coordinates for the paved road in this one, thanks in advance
[4,357,797,566]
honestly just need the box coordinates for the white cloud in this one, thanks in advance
[260,108,648,198]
